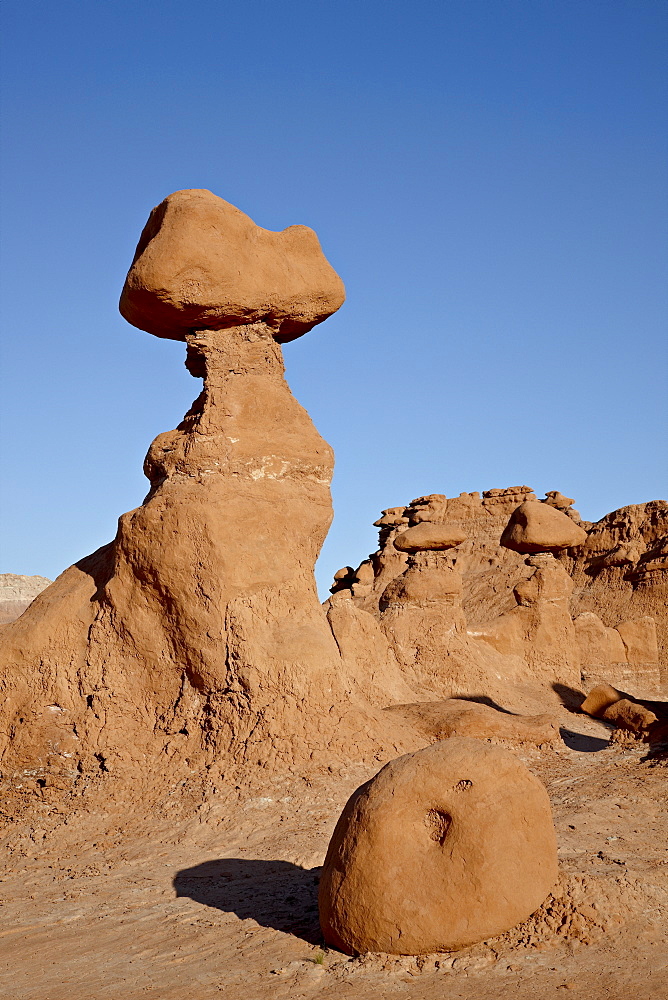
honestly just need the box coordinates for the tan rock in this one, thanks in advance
[544,491,575,508]
[0,573,52,625]
[475,553,581,687]
[394,522,467,552]
[574,612,627,669]
[119,189,345,342]
[325,601,414,706]
[386,700,560,746]
[0,199,393,787]
[501,501,587,554]
[581,683,624,717]
[559,500,668,685]
[602,698,657,733]
[373,508,409,528]
[319,738,558,955]
[616,617,659,666]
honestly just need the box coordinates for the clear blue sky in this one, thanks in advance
[1,0,666,596]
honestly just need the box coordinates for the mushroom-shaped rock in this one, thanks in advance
[319,738,558,955]
[501,501,587,554]
[394,522,467,553]
[120,189,345,342]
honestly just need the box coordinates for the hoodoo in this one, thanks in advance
[0,190,393,785]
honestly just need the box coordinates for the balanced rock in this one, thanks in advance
[319,737,558,955]
[501,500,587,554]
[119,188,345,342]
[394,521,467,552]
[0,192,378,783]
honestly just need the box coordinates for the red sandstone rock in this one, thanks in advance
[501,501,587,554]
[319,738,558,955]
[602,698,657,733]
[385,700,560,745]
[0,194,398,787]
[119,189,345,342]
[581,683,624,717]
[394,522,468,552]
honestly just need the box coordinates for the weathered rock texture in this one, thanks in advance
[319,738,558,955]
[581,683,659,735]
[500,500,587,554]
[385,700,560,746]
[0,574,52,625]
[560,501,668,687]
[119,189,345,342]
[332,489,667,690]
[0,194,406,789]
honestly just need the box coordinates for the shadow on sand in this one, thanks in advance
[173,858,323,944]
[559,728,610,752]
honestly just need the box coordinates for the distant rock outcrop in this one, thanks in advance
[0,574,52,625]
[330,490,666,691]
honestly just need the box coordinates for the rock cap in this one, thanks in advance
[501,501,587,554]
[120,189,345,342]
[394,522,467,553]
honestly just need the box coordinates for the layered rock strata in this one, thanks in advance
[0,574,52,625]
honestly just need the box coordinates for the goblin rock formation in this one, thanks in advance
[319,738,559,955]
[500,500,587,554]
[331,489,667,692]
[0,190,407,785]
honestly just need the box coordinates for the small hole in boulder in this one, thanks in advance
[455,779,473,791]
[425,808,451,845]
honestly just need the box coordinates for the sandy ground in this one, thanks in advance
[1,708,666,1000]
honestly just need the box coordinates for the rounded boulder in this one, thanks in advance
[119,189,345,342]
[394,521,467,553]
[500,500,587,553]
[319,737,558,955]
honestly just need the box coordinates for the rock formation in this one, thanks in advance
[385,699,560,746]
[319,738,559,955]
[499,500,587,554]
[561,501,668,686]
[119,188,345,342]
[0,190,407,788]
[0,574,52,625]
[473,503,587,687]
[581,682,659,736]
[331,489,667,692]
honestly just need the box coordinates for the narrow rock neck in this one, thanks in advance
[143,322,334,490]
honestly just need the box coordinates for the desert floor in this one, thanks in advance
[1,707,666,1000]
